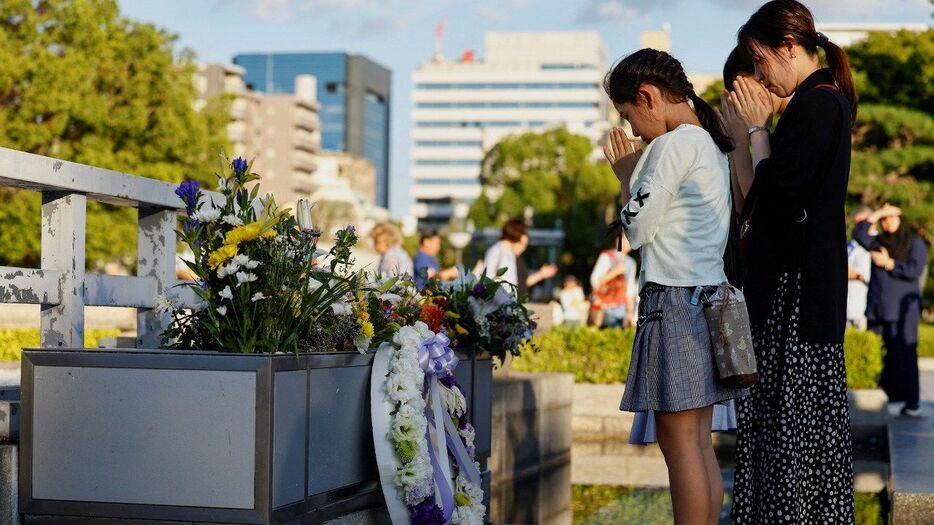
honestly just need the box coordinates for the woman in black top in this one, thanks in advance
[724,1,857,523]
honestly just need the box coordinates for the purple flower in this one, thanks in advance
[410,499,445,525]
[471,283,487,297]
[231,157,248,177]
[175,180,200,216]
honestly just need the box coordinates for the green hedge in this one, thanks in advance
[0,328,121,361]
[570,485,884,524]
[919,323,934,358]
[512,325,884,390]
[512,326,635,384]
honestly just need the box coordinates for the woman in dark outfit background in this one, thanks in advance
[854,204,928,418]
[723,1,858,523]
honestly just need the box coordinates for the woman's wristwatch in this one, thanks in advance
[747,125,768,136]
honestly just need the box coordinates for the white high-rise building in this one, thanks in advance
[410,32,610,225]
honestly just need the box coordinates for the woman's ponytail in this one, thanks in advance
[690,93,735,154]
[818,36,858,124]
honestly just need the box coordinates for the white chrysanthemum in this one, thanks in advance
[219,286,233,300]
[243,259,260,269]
[251,292,265,302]
[413,320,434,340]
[390,414,420,442]
[440,383,467,418]
[393,325,424,351]
[387,372,421,404]
[459,424,476,451]
[352,333,371,354]
[379,292,403,305]
[216,305,227,316]
[192,206,221,223]
[235,271,258,286]
[153,292,178,315]
[331,300,352,316]
[232,254,250,267]
[222,214,244,227]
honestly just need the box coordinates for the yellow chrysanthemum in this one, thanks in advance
[207,244,238,269]
[455,324,468,335]
[360,320,375,338]
[224,222,263,246]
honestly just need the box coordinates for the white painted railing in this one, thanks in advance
[0,147,217,348]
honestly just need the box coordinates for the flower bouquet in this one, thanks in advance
[160,155,364,354]
[425,268,537,364]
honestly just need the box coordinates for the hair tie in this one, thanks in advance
[816,32,830,46]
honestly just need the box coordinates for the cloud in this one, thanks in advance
[711,0,929,17]
[576,0,930,22]
[473,5,511,23]
[576,0,644,24]
[240,0,416,36]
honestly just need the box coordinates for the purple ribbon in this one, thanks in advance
[418,333,459,376]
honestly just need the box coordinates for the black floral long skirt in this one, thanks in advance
[731,272,855,524]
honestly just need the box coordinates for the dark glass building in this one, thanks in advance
[233,52,391,208]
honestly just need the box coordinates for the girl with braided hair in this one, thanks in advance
[604,48,747,524]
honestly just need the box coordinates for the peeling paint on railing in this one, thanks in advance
[0,148,216,348]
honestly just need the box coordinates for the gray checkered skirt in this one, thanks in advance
[619,282,749,413]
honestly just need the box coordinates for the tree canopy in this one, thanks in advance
[0,0,229,269]
[468,127,620,282]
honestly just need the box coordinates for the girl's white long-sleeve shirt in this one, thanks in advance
[621,124,730,288]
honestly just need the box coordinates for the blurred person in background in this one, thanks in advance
[558,275,588,327]
[413,230,458,289]
[846,206,874,330]
[370,222,413,277]
[482,218,557,296]
[589,235,637,328]
[853,203,928,418]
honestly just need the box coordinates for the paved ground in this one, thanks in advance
[0,362,18,387]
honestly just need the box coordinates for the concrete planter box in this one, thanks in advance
[18,349,492,524]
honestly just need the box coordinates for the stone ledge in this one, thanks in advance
[889,418,934,524]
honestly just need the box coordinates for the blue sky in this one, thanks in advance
[119,0,931,216]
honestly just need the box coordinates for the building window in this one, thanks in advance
[415,82,598,90]
[325,82,345,94]
[415,159,481,166]
[415,101,595,109]
[415,140,483,148]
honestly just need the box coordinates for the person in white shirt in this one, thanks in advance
[603,48,748,525]
[558,275,588,327]
[846,207,873,330]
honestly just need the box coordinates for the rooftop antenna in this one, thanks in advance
[434,18,447,62]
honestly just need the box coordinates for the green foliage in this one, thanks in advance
[847,29,934,114]
[468,128,621,280]
[0,328,121,360]
[512,325,883,389]
[919,323,934,358]
[572,485,673,525]
[844,328,885,389]
[854,104,934,150]
[511,326,634,384]
[854,492,886,525]
[0,0,231,269]
[700,79,726,106]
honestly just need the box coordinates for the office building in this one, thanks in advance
[232,53,392,209]
[410,32,610,225]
